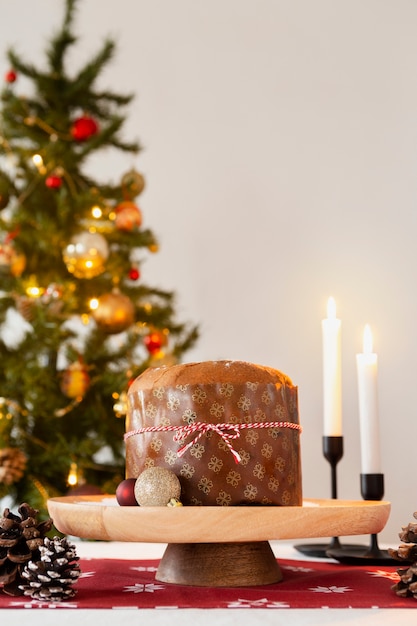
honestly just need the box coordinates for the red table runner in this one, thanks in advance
[0,557,413,609]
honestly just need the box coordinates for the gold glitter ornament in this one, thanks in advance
[134,467,181,506]
[92,289,135,334]
[63,231,109,279]
[121,169,145,199]
[60,360,90,399]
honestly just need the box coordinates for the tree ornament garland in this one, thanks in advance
[92,289,135,334]
[19,536,81,602]
[0,503,53,596]
[63,231,109,278]
[389,510,417,599]
[71,114,99,142]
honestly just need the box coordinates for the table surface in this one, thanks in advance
[2,540,416,625]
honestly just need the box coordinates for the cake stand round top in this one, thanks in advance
[47,496,390,544]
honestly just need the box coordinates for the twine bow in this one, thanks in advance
[174,422,242,463]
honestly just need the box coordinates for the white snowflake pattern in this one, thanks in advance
[9,599,78,609]
[368,569,400,582]
[124,582,165,594]
[227,597,290,609]
[309,585,353,594]
[282,564,314,573]
[130,565,158,573]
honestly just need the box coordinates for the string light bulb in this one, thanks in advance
[91,205,102,219]
[32,153,46,175]
[67,462,78,486]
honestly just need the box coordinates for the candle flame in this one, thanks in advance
[363,324,373,354]
[327,296,336,319]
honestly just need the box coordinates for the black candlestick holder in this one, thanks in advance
[326,473,395,564]
[295,436,364,558]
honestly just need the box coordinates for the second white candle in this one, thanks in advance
[356,324,381,474]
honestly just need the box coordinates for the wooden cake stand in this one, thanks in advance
[47,496,390,588]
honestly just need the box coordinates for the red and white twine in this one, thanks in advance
[124,421,302,464]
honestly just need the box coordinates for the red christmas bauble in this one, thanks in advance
[128,267,140,281]
[5,70,16,83]
[45,175,63,189]
[116,478,139,506]
[71,115,99,141]
[144,330,166,355]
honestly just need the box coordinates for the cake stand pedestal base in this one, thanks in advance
[156,541,282,587]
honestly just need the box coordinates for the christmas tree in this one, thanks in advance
[0,0,198,512]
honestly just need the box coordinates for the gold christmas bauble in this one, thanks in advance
[134,467,181,506]
[63,231,109,278]
[92,290,135,334]
[60,360,90,399]
[121,169,145,199]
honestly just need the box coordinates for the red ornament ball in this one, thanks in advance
[45,175,63,189]
[128,267,140,281]
[116,478,139,506]
[144,330,166,355]
[71,115,99,141]
[5,70,17,83]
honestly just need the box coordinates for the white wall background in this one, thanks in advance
[1,0,417,546]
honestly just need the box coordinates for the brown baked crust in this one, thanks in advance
[129,360,294,391]
[126,360,302,506]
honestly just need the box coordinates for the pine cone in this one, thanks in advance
[392,564,417,598]
[0,503,53,596]
[19,536,80,602]
[0,447,27,485]
[390,510,417,599]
